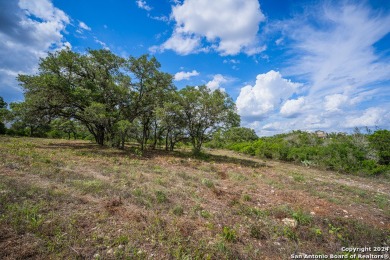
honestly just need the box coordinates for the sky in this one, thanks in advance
[0,0,389,136]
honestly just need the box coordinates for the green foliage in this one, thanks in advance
[368,130,390,165]
[226,129,390,176]
[178,85,239,153]
[208,127,258,148]
[292,210,312,225]
[0,96,9,134]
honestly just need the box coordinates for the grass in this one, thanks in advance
[0,136,389,259]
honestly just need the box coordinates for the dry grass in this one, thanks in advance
[0,136,389,259]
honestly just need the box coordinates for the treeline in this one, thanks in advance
[215,129,390,176]
[0,48,239,153]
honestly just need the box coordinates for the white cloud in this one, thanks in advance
[283,3,390,97]
[151,30,203,55]
[174,70,199,81]
[136,0,152,11]
[324,94,349,112]
[206,74,228,91]
[78,21,91,31]
[158,0,265,55]
[345,108,387,128]
[159,31,202,55]
[94,37,109,50]
[223,59,240,64]
[280,97,305,117]
[241,3,390,135]
[0,0,70,102]
[236,70,302,119]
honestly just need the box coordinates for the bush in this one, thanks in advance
[224,130,389,176]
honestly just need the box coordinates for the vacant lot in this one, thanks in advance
[0,137,389,259]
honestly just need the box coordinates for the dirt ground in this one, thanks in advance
[0,137,389,259]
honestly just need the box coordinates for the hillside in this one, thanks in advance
[0,137,389,259]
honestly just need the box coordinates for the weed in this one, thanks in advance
[374,194,389,210]
[292,210,312,225]
[172,205,184,216]
[242,194,251,201]
[249,224,267,239]
[200,210,211,219]
[202,178,214,188]
[291,172,305,182]
[155,190,168,203]
[328,223,344,241]
[222,226,237,242]
[283,227,298,241]
[231,173,247,181]
[5,202,45,233]
[71,179,105,194]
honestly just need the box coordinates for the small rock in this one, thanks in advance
[274,242,281,246]
[93,253,100,259]
[310,211,315,215]
[344,215,349,218]
[342,210,348,214]
[107,249,114,255]
[118,245,124,249]
[282,218,298,228]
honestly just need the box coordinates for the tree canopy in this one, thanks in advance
[13,48,239,153]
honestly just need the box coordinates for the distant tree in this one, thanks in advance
[114,120,132,149]
[51,118,78,139]
[0,96,9,134]
[178,86,239,153]
[9,101,51,136]
[223,127,258,143]
[156,93,187,151]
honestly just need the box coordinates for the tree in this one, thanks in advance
[223,127,258,143]
[17,48,130,145]
[178,86,239,153]
[51,118,78,139]
[124,55,175,150]
[156,93,187,151]
[114,120,132,149]
[9,101,51,136]
[0,96,9,134]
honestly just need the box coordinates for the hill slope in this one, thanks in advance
[0,137,389,259]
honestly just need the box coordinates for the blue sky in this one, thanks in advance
[0,0,389,135]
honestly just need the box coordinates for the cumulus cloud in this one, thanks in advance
[280,97,305,118]
[0,0,70,102]
[157,0,265,55]
[152,31,202,55]
[345,108,387,128]
[174,70,199,81]
[206,74,228,91]
[323,94,349,112]
[236,70,302,119]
